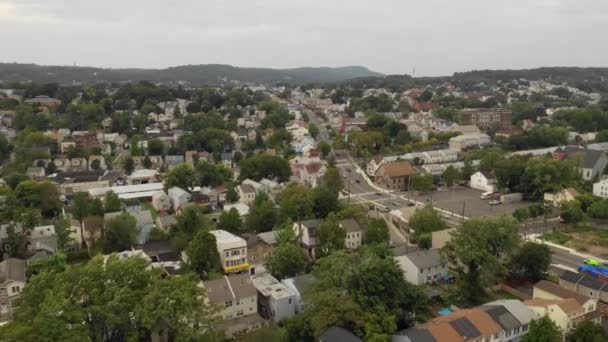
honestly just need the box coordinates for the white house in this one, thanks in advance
[339,219,362,250]
[470,171,497,192]
[251,273,296,323]
[593,179,608,199]
[29,225,58,253]
[367,157,386,177]
[238,184,257,206]
[448,133,491,151]
[0,258,26,322]
[544,187,579,208]
[210,230,249,274]
[281,274,316,314]
[394,249,448,285]
[168,186,191,212]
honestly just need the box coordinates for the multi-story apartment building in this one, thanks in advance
[210,230,249,274]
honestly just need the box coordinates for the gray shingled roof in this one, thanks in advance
[560,146,606,169]
[340,218,362,233]
[560,270,584,285]
[0,258,26,283]
[319,326,361,342]
[450,317,481,339]
[483,305,521,330]
[577,274,607,291]
[203,274,256,304]
[405,249,443,269]
[393,328,436,342]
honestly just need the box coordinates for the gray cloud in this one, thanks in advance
[0,0,607,76]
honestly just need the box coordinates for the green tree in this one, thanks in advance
[510,242,551,282]
[0,255,217,341]
[278,184,314,222]
[318,140,331,159]
[320,166,343,196]
[90,158,101,170]
[442,216,520,304]
[217,208,243,234]
[171,205,209,250]
[317,213,345,257]
[409,205,447,248]
[410,174,433,192]
[4,172,28,190]
[560,200,584,224]
[186,230,222,278]
[523,316,562,342]
[246,193,277,233]
[567,321,607,342]
[266,243,309,280]
[54,219,74,250]
[103,191,122,213]
[308,123,319,138]
[123,156,135,175]
[442,166,459,186]
[238,154,291,182]
[147,138,165,155]
[365,218,390,245]
[226,184,239,203]
[103,213,137,253]
[196,160,233,187]
[312,187,340,219]
[163,163,196,191]
[143,156,152,169]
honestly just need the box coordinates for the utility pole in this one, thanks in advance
[348,172,351,204]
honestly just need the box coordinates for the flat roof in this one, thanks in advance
[210,229,246,244]
[88,182,163,197]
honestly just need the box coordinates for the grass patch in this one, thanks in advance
[542,232,570,245]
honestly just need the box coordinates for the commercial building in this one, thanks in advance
[210,230,249,274]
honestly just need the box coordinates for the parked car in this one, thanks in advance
[584,258,602,266]
[488,200,501,205]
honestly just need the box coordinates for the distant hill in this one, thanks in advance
[0,63,383,85]
[453,67,608,85]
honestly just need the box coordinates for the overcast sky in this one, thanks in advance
[1,0,607,76]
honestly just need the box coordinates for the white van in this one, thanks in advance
[480,191,494,200]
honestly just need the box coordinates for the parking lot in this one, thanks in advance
[404,186,534,219]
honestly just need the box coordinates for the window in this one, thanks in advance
[289,298,292,304]
[225,300,233,307]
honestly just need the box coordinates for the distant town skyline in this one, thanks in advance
[1,0,607,77]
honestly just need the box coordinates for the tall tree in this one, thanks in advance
[312,187,340,219]
[217,208,243,234]
[365,218,390,245]
[409,205,447,248]
[186,230,222,278]
[317,213,345,257]
[163,164,196,191]
[103,213,137,253]
[442,216,520,304]
[277,184,314,222]
[567,321,607,342]
[103,191,122,213]
[0,256,218,341]
[522,316,562,342]
[510,242,551,282]
[245,193,277,233]
[266,242,309,280]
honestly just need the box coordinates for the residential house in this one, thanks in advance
[293,219,321,259]
[559,270,608,303]
[73,132,99,150]
[448,133,491,151]
[470,171,497,192]
[251,273,296,323]
[210,230,249,274]
[223,203,250,217]
[221,153,233,168]
[53,157,72,172]
[28,225,58,254]
[238,184,257,206]
[281,274,316,314]
[241,233,274,268]
[375,160,414,191]
[105,210,155,245]
[151,191,171,213]
[394,249,448,285]
[340,219,362,250]
[168,186,191,212]
[553,146,608,181]
[544,188,579,208]
[525,280,600,333]
[299,162,327,188]
[393,299,535,342]
[593,178,608,198]
[259,178,283,199]
[201,274,264,338]
[0,258,26,322]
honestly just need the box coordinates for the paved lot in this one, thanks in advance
[404,186,533,219]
